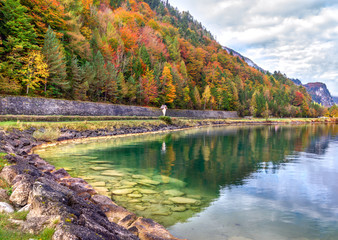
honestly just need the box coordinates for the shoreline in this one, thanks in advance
[0,118,336,240]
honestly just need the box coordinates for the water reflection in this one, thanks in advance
[36,124,338,239]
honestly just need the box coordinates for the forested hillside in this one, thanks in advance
[0,0,325,117]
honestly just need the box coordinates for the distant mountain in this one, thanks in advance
[223,46,266,73]
[332,96,338,104]
[304,83,334,107]
[290,79,334,107]
[290,78,302,86]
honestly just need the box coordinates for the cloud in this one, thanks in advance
[169,0,338,96]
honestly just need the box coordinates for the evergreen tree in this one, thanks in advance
[42,26,68,96]
[71,56,87,100]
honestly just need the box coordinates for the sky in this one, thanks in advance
[169,0,338,96]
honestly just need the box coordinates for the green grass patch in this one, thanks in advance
[11,211,29,221]
[0,152,8,172]
[0,213,55,240]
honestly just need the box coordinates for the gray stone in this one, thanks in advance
[0,188,9,202]
[0,202,14,213]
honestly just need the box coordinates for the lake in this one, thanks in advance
[35,124,338,240]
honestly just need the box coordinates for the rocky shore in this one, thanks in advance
[0,118,335,239]
[0,126,187,240]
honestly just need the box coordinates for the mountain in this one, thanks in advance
[290,78,302,86]
[290,79,334,107]
[223,46,266,73]
[304,83,335,107]
[333,96,338,104]
[0,0,324,118]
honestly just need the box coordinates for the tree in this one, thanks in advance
[71,56,88,100]
[0,0,38,80]
[160,65,176,104]
[140,68,158,105]
[20,50,49,94]
[193,86,201,109]
[263,102,269,120]
[42,26,68,96]
[202,85,211,109]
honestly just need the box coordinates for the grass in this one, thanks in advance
[0,213,55,240]
[0,117,335,133]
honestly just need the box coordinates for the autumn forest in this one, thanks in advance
[0,0,327,117]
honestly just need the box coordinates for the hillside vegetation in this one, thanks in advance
[0,0,325,117]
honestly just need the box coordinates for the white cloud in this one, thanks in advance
[169,0,338,96]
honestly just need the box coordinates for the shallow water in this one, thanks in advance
[36,124,338,240]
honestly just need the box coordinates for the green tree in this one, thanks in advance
[0,0,38,80]
[71,56,88,100]
[42,26,68,96]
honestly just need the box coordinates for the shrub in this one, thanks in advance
[33,128,61,142]
[159,116,173,125]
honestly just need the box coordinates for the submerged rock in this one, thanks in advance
[90,181,106,187]
[168,197,199,204]
[90,167,108,171]
[112,189,134,195]
[138,189,158,194]
[128,193,143,198]
[171,206,186,212]
[138,179,160,186]
[163,189,185,197]
[101,170,125,177]
[131,174,150,179]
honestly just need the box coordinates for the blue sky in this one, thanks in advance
[169,0,338,96]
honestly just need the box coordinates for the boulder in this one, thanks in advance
[10,174,34,207]
[0,188,9,202]
[0,202,14,213]
[129,217,179,240]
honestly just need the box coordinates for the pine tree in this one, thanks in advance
[71,56,87,100]
[42,26,68,96]
[91,51,107,101]
[202,85,211,109]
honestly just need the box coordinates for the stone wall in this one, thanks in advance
[0,96,238,119]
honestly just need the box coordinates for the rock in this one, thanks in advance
[131,174,150,179]
[0,188,9,202]
[94,187,109,196]
[187,194,202,200]
[171,206,186,212]
[120,180,137,187]
[112,189,134,195]
[0,202,14,213]
[138,189,158,194]
[89,161,110,164]
[129,217,178,240]
[128,199,141,203]
[138,179,160,186]
[90,182,106,187]
[163,189,185,197]
[168,197,198,204]
[18,203,31,212]
[101,170,125,177]
[162,200,173,205]
[10,174,34,208]
[90,167,108,171]
[134,205,147,211]
[127,193,143,198]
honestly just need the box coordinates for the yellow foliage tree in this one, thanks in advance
[160,65,176,104]
[20,50,49,94]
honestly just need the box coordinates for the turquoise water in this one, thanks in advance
[36,124,338,240]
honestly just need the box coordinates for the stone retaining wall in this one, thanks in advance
[0,96,238,118]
